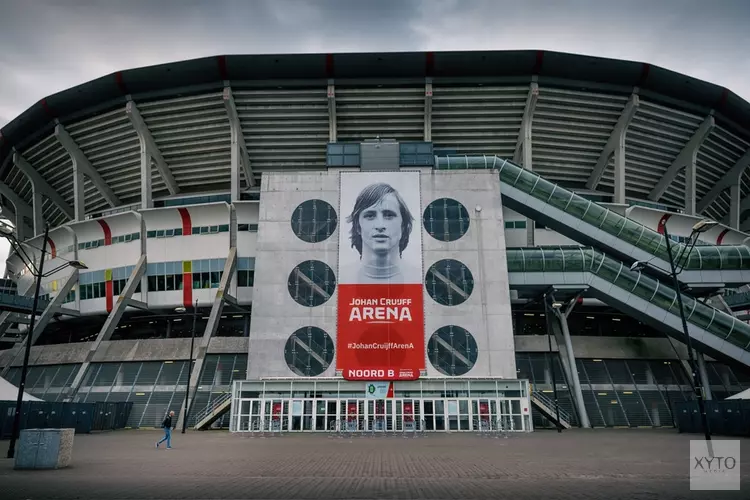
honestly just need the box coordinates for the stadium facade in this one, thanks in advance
[0,50,749,433]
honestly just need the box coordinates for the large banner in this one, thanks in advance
[337,171,424,381]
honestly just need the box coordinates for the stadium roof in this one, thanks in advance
[0,49,749,229]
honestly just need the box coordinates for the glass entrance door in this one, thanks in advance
[367,399,390,432]
[263,399,287,431]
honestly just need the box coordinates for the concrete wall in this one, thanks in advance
[248,172,339,378]
[423,171,516,378]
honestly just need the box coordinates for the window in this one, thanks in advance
[399,142,434,166]
[504,220,527,229]
[291,200,337,243]
[288,260,336,307]
[428,326,478,376]
[423,198,470,242]
[326,143,360,167]
[284,326,334,376]
[425,259,474,306]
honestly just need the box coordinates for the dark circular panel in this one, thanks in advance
[284,326,334,376]
[425,259,474,306]
[287,260,336,307]
[427,326,478,376]
[291,199,337,243]
[423,198,470,242]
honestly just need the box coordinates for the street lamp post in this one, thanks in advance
[175,298,198,433]
[1,224,87,459]
[632,218,716,443]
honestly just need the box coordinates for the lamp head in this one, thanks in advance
[0,224,13,236]
[68,260,88,270]
[551,301,563,309]
[691,219,718,234]
[174,306,187,314]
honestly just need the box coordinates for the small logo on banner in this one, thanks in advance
[365,382,392,399]
[689,440,740,491]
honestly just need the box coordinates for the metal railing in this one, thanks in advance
[193,393,231,427]
[531,390,572,425]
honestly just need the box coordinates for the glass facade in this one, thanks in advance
[284,326,334,376]
[287,260,336,307]
[425,259,474,306]
[230,378,530,433]
[435,156,750,271]
[423,198,470,242]
[290,199,338,243]
[427,326,478,376]
[506,246,750,352]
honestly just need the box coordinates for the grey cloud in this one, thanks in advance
[0,0,749,130]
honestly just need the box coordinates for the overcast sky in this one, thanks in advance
[0,0,749,271]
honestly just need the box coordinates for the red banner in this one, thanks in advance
[337,283,424,380]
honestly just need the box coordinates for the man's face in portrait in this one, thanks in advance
[359,192,403,256]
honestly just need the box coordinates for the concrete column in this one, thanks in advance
[165,320,172,339]
[229,117,241,203]
[31,189,44,236]
[243,315,250,337]
[72,157,86,221]
[139,136,152,210]
[554,309,591,428]
[613,133,627,205]
[696,353,713,400]
[684,153,697,215]
[327,79,337,143]
[424,78,433,142]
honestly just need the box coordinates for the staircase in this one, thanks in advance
[530,391,572,430]
[193,393,232,430]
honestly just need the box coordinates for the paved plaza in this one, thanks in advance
[1,428,749,499]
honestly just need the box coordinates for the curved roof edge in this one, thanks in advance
[2,49,749,167]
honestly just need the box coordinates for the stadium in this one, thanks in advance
[0,49,749,433]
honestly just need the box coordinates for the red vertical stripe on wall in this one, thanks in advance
[105,280,114,313]
[716,229,730,245]
[97,220,112,245]
[178,208,192,236]
[183,271,193,308]
[657,214,672,235]
[46,238,56,259]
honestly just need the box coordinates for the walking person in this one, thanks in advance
[155,411,175,449]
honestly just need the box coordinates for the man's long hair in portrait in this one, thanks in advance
[347,183,414,257]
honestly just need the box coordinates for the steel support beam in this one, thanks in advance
[0,271,79,378]
[723,190,748,229]
[513,81,539,165]
[697,148,750,214]
[126,100,179,200]
[586,93,640,193]
[327,79,337,143]
[696,352,713,401]
[424,78,433,142]
[649,115,715,204]
[176,247,237,430]
[0,182,33,240]
[64,256,147,400]
[552,301,591,428]
[14,152,73,234]
[513,81,539,246]
[55,124,121,211]
[223,87,254,201]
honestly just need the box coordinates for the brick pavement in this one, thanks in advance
[1,429,749,499]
